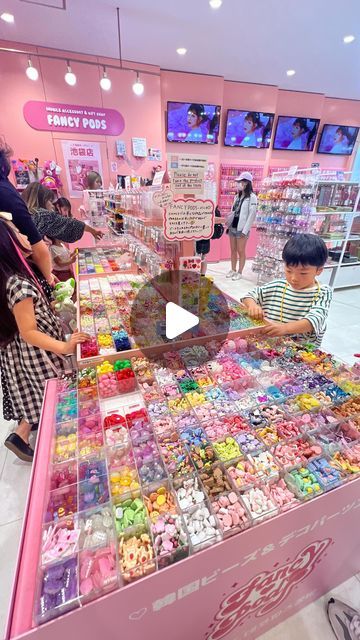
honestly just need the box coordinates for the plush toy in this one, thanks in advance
[53,278,76,331]
[41,160,62,189]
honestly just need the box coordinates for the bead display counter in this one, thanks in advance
[76,272,263,363]
[6,337,360,640]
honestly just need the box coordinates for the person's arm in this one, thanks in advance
[84,224,105,240]
[13,297,88,355]
[31,240,54,285]
[53,254,76,267]
[242,285,264,320]
[33,210,86,243]
[262,318,313,337]
[242,195,257,236]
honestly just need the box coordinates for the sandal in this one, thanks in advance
[327,598,360,640]
[4,433,34,462]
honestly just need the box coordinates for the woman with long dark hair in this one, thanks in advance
[22,182,104,242]
[0,216,88,461]
[225,172,258,280]
[0,142,53,284]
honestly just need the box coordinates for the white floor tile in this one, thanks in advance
[0,451,32,526]
[257,576,360,640]
[0,519,23,639]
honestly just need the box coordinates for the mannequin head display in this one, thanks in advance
[86,171,102,190]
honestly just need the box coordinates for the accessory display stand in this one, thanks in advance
[312,180,360,289]
[252,168,318,284]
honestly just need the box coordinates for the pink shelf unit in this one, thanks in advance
[219,164,264,215]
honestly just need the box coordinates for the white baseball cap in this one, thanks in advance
[235,171,253,183]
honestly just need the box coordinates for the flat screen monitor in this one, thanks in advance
[273,115,320,151]
[224,110,274,148]
[166,101,221,144]
[317,124,359,155]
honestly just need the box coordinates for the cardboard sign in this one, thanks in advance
[170,169,205,195]
[164,198,214,241]
[152,170,165,186]
[24,101,124,135]
[153,188,174,209]
[132,137,147,157]
[168,153,208,171]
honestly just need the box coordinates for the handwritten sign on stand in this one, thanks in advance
[170,169,204,195]
[153,188,174,209]
[152,170,166,186]
[164,198,214,241]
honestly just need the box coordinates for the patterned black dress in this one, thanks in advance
[1,276,67,424]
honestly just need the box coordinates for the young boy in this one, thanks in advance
[242,234,332,346]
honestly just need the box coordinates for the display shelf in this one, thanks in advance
[313,181,360,289]
[219,164,264,215]
[6,338,360,640]
[252,168,318,284]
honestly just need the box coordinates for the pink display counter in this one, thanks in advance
[6,379,360,640]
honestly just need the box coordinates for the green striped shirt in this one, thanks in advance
[245,279,333,346]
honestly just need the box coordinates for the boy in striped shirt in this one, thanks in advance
[243,234,332,346]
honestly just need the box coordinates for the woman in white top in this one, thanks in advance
[225,172,258,281]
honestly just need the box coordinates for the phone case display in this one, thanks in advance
[313,181,360,289]
[77,247,134,276]
[219,164,264,214]
[253,170,318,284]
[31,335,360,625]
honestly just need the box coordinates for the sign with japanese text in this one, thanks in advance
[153,188,174,209]
[61,140,102,198]
[164,198,215,241]
[24,101,124,136]
[168,153,208,171]
[170,168,205,194]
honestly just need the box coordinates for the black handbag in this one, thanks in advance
[211,206,224,240]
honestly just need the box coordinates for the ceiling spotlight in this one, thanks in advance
[132,72,144,96]
[286,69,296,76]
[0,12,14,23]
[209,0,222,8]
[343,35,355,44]
[176,47,187,55]
[26,58,39,81]
[100,67,111,91]
[65,62,76,86]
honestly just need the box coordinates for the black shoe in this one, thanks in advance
[4,433,34,462]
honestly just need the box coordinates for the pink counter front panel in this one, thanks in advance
[6,380,360,640]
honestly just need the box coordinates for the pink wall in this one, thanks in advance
[0,39,359,208]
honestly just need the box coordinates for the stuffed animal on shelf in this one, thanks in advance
[41,160,62,189]
[53,278,76,331]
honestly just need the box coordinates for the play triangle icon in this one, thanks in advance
[165,302,199,340]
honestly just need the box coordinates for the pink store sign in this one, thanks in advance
[23,101,125,136]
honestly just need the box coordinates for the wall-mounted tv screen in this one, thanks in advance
[224,110,274,148]
[317,124,359,155]
[166,101,221,144]
[273,116,320,151]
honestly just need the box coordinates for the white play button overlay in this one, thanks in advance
[165,302,199,340]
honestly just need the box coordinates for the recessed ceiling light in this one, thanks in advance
[343,35,355,44]
[1,12,14,23]
[286,69,296,76]
[176,47,187,55]
[209,0,222,8]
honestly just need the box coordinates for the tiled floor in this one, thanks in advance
[0,260,359,640]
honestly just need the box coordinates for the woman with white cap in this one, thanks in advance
[225,171,257,280]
